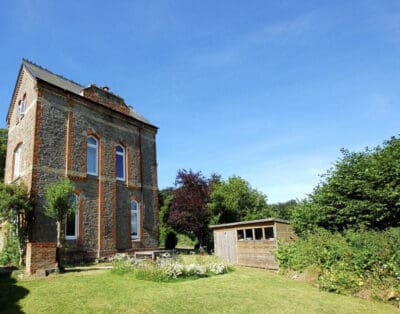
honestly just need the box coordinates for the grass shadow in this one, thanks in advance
[0,267,29,313]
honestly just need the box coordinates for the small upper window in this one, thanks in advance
[18,94,27,116]
[116,145,125,181]
[13,144,22,180]
[237,229,244,241]
[255,228,263,240]
[264,227,274,239]
[87,136,98,176]
[245,229,253,240]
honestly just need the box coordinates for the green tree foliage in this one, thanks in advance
[291,136,400,234]
[268,199,298,220]
[208,176,270,224]
[158,188,177,249]
[0,128,8,181]
[45,178,75,271]
[0,183,32,266]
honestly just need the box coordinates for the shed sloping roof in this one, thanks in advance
[16,59,156,128]
[210,218,290,229]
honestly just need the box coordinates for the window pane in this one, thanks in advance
[131,201,138,239]
[14,145,22,179]
[66,212,76,236]
[264,227,274,239]
[255,228,263,240]
[131,212,137,237]
[87,146,97,174]
[116,145,124,153]
[66,194,78,238]
[88,137,97,146]
[116,153,124,179]
[237,229,244,240]
[245,229,253,240]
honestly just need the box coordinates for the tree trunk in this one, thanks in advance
[56,221,66,272]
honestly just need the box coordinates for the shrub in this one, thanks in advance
[0,224,20,266]
[111,254,232,282]
[277,228,400,303]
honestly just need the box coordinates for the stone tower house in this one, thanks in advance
[5,59,159,263]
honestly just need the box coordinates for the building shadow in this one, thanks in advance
[0,267,29,313]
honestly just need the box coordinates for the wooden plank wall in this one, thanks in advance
[237,239,278,269]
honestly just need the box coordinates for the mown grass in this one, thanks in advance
[1,266,398,313]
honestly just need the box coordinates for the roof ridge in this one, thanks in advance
[22,58,84,89]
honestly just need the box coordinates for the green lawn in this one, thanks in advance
[0,267,397,313]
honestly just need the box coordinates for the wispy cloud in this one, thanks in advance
[193,10,332,67]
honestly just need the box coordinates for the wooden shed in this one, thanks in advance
[210,218,295,270]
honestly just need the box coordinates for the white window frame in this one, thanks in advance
[116,145,125,181]
[66,194,78,240]
[13,144,22,180]
[130,200,140,240]
[19,100,26,115]
[87,136,98,176]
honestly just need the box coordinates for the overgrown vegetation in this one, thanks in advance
[0,128,7,181]
[277,228,400,304]
[0,183,32,266]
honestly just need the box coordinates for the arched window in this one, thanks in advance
[130,200,139,240]
[87,136,98,176]
[116,145,125,181]
[18,94,26,116]
[66,194,78,240]
[13,144,22,180]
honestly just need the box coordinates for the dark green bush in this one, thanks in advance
[277,228,400,301]
[0,227,19,266]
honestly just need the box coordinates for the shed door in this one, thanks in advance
[215,230,237,264]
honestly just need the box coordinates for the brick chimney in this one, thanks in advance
[81,84,130,115]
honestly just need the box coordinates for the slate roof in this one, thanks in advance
[20,59,156,128]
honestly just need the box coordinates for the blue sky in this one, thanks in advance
[1,1,400,202]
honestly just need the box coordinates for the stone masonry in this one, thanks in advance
[5,60,159,264]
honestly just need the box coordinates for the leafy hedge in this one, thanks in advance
[277,228,400,303]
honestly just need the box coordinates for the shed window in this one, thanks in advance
[255,228,263,240]
[264,227,274,239]
[116,145,125,181]
[245,229,253,240]
[87,136,98,176]
[237,229,244,241]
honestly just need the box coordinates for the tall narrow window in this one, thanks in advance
[87,136,98,176]
[130,200,139,240]
[13,144,22,180]
[66,194,78,240]
[116,145,125,181]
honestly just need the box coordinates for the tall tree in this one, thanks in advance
[208,176,270,224]
[0,183,32,265]
[167,170,211,247]
[291,136,400,234]
[0,129,8,181]
[44,178,75,272]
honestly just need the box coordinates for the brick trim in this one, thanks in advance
[65,110,73,176]
[97,139,105,258]
[31,92,43,196]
